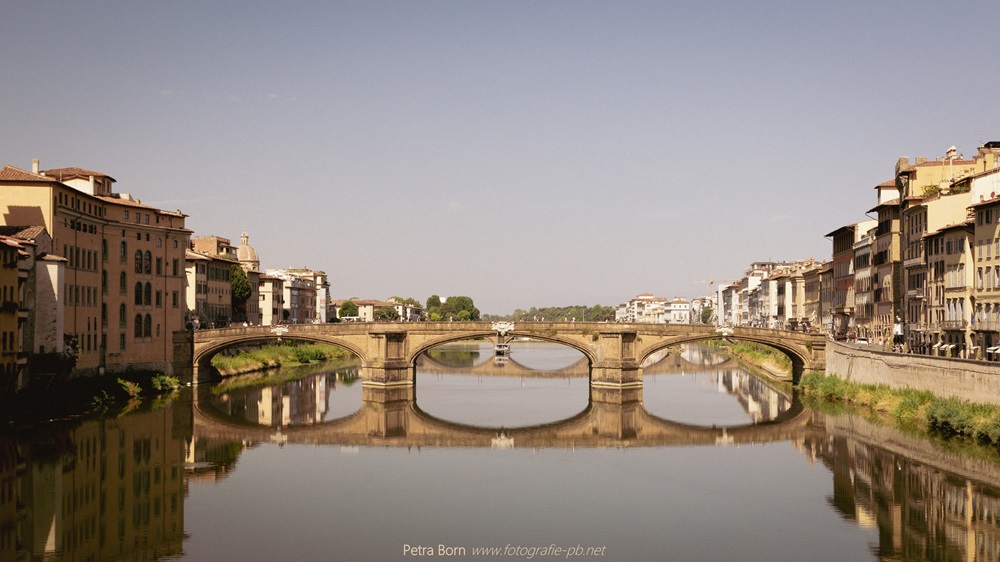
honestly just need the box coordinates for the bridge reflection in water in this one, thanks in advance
[195,345,806,449]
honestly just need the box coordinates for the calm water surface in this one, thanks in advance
[4,342,1000,561]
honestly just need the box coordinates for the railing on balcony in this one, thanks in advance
[973,320,1000,332]
[941,320,968,330]
[907,288,925,299]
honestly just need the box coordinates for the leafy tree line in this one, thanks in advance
[425,295,480,321]
[332,294,480,322]
[483,304,617,322]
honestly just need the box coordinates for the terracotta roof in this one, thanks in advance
[0,225,46,240]
[924,220,974,238]
[874,179,896,189]
[0,165,52,182]
[41,167,115,182]
[968,196,1000,209]
[867,198,901,213]
[94,195,155,209]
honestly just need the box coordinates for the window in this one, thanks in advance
[102,239,108,261]
[134,314,142,338]
[144,283,152,306]
[120,333,126,351]
[120,272,127,294]
[144,251,151,274]
[119,303,126,325]
[156,237,162,248]
[155,291,162,308]
[124,210,129,221]
[102,270,107,293]
[135,250,143,273]
[135,282,143,305]
[143,314,152,338]
[172,291,178,308]
[156,257,162,275]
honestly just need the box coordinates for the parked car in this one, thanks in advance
[856,337,870,346]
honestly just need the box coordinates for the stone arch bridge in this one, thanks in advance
[174,322,825,389]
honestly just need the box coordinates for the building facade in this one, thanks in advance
[0,163,190,375]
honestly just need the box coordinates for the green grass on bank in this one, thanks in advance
[726,341,792,373]
[800,372,1000,447]
[210,343,354,376]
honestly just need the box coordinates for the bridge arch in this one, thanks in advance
[191,331,370,378]
[178,323,824,386]
[633,333,815,383]
[405,331,598,369]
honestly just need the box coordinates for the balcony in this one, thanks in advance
[941,320,968,331]
[903,256,925,269]
[907,289,925,299]
[973,320,1000,332]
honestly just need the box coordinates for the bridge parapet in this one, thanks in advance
[179,322,825,386]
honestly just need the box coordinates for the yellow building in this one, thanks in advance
[971,196,1000,358]
[184,250,233,329]
[0,163,190,375]
[0,236,25,393]
[897,150,978,353]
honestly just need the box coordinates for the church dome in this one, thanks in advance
[237,230,260,271]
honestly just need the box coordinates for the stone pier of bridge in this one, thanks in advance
[358,327,645,402]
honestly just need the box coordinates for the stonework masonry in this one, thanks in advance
[826,340,1000,405]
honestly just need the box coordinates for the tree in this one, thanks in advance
[339,300,359,318]
[700,306,714,325]
[374,306,400,321]
[231,265,251,321]
[426,295,441,310]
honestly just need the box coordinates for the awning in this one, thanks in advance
[946,344,956,351]
[987,346,999,354]
[932,342,942,349]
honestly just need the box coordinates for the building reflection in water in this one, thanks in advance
[209,366,359,427]
[798,419,1000,561]
[7,347,1000,561]
[644,346,793,423]
[0,400,189,560]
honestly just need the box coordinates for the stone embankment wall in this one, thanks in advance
[826,341,1000,405]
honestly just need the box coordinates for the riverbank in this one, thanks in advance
[800,372,1000,448]
[210,343,354,376]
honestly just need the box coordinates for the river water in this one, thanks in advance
[4,342,1000,561]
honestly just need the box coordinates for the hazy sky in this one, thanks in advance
[3,1,998,314]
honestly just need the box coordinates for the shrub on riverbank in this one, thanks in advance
[211,343,352,376]
[800,373,1000,446]
[727,342,791,373]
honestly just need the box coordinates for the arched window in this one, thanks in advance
[144,283,152,306]
[120,271,127,293]
[144,314,152,338]
[101,303,107,325]
[119,303,127,325]
[144,251,151,274]
[101,270,107,293]
[134,314,143,338]
[135,282,143,305]
[135,250,143,273]
[120,241,127,259]
[102,239,108,261]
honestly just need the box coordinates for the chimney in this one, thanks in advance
[32,159,39,174]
